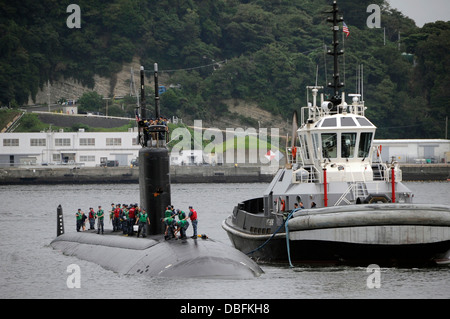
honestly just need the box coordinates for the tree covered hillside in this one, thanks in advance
[0,0,448,138]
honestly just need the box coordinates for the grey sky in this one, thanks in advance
[387,0,450,27]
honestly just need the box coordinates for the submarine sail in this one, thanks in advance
[138,64,171,235]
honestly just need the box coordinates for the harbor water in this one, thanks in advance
[0,181,449,299]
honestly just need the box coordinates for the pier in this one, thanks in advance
[0,164,448,185]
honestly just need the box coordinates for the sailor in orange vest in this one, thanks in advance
[113,204,122,232]
[88,207,96,230]
[188,206,198,239]
[127,204,136,236]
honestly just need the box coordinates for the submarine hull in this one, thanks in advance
[51,231,263,278]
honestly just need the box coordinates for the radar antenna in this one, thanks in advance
[326,1,345,106]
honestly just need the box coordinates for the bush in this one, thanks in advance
[78,91,104,113]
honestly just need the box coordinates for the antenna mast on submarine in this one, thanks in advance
[154,63,160,119]
[140,66,146,120]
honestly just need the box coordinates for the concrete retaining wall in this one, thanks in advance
[401,164,450,181]
[0,165,276,184]
[0,164,448,185]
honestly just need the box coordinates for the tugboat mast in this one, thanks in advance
[326,1,344,107]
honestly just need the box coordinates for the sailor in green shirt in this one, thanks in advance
[76,209,82,232]
[121,204,129,235]
[174,219,189,240]
[109,203,115,224]
[96,205,104,234]
[136,209,149,238]
[163,216,176,240]
[176,209,187,221]
[164,206,173,218]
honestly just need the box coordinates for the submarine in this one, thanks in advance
[50,64,263,279]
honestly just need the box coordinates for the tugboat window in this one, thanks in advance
[358,132,373,158]
[341,133,356,158]
[312,133,320,159]
[321,118,337,127]
[321,133,337,158]
[341,117,356,126]
[300,135,310,160]
[356,117,372,126]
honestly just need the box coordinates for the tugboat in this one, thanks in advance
[222,1,450,267]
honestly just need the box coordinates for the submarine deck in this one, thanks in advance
[51,229,264,278]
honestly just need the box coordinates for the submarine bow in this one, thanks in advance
[51,232,262,278]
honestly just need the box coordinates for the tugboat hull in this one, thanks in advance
[223,204,450,266]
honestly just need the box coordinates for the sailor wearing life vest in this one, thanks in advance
[171,209,188,239]
[176,209,186,220]
[109,203,115,227]
[188,206,198,239]
[175,219,189,239]
[121,204,129,235]
[163,215,176,240]
[88,207,96,230]
[76,208,83,232]
[127,204,136,236]
[164,206,173,218]
[113,204,122,232]
[96,206,104,235]
[136,209,149,238]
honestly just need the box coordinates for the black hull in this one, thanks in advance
[223,222,450,267]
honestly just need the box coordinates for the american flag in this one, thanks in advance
[343,22,350,38]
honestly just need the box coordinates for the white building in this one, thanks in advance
[2,131,449,167]
[170,150,208,166]
[0,130,140,167]
[373,139,450,164]
[0,130,213,167]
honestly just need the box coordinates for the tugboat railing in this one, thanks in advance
[292,165,320,184]
[335,183,354,206]
[335,181,370,206]
[300,99,366,126]
[286,146,303,166]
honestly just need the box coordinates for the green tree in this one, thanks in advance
[78,91,104,113]
[223,3,275,55]
[1,0,448,140]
